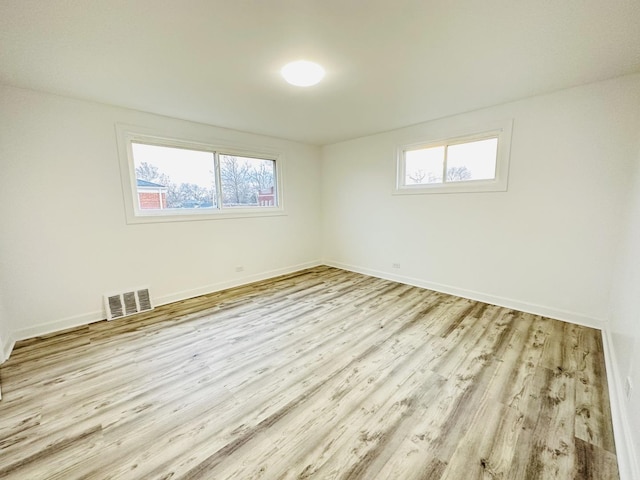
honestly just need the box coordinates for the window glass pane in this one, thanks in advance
[132,143,216,210]
[404,146,445,185]
[219,155,276,208]
[446,137,498,182]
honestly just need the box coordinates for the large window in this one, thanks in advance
[395,120,512,194]
[117,125,283,223]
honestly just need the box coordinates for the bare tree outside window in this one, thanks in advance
[219,155,275,207]
[408,169,426,184]
[402,137,498,188]
[446,166,472,182]
[129,140,278,215]
[135,161,215,209]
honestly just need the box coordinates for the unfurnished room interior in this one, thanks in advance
[0,1,639,479]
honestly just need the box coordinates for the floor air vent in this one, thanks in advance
[104,287,153,320]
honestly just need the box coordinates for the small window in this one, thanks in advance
[116,125,283,223]
[395,120,512,194]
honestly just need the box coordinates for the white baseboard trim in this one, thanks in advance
[602,328,639,480]
[10,260,323,346]
[1,333,15,364]
[13,310,105,343]
[324,261,605,329]
[155,260,322,307]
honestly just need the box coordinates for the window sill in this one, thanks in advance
[125,207,287,224]
[393,179,508,195]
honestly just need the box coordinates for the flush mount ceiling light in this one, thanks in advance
[281,60,325,87]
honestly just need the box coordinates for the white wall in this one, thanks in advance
[0,84,322,343]
[608,141,640,479]
[321,74,640,327]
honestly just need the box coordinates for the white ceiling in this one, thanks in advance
[1,0,640,145]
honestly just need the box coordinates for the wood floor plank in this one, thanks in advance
[575,437,620,479]
[0,266,619,479]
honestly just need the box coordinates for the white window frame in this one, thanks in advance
[116,124,285,224]
[394,119,513,195]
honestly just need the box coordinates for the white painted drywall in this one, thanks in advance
[0,84,322,340]
[321,74,640,326]
[608,141,640,478]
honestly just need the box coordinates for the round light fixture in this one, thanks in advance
[281,60,325,87]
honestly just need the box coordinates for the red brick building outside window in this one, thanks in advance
[137,179,168,210]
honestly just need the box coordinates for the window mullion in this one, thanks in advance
[213,152,223,210]
[442,144,449,183]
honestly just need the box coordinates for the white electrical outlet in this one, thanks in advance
[235,266,244,273]
[624,377,633,400]
[392,263,401,269]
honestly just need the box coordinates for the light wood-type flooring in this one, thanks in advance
[0,266,618,479]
